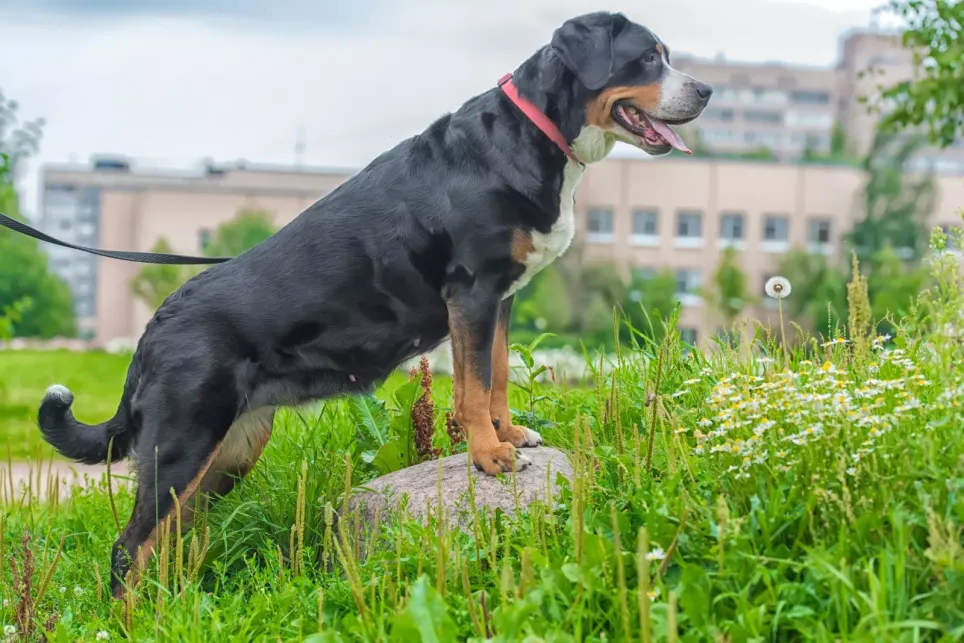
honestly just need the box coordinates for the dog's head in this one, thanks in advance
[551,11,712,157]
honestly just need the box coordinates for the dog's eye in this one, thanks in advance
[644,51,659,64]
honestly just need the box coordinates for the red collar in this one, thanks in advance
[498,74,584,166]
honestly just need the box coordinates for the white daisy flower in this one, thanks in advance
[645,546,667,561]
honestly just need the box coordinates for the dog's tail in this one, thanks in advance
[37,364,139,465]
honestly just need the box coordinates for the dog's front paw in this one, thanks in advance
[472,442,532,475]
[497,423,543,448]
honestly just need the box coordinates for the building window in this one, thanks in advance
[790,90,831,105]
[809,218,832,244]
[675,210,703,248]
[719,212,745,241]
[676,210,702,238]
[586,208,614,243]
[785,111,833,129]
[635,267,657,281]
[744,130,783,147]
[805,133,830,150]
[703,108,735,121]
[700,128,737,144]
[679,327,698,345]
[198,228,213,252]
[763,215,789,242]
[743,110,783,124]
[675,268,702,306]
[715,87,737,102]
[632,209,658,236]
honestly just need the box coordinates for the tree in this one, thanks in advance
[130,238,193,310]
[130,210,279,311]
[778,249,849,338]
[876,0,964,148]
[702,246,753,329]
[202,209,276,258]
[620,269,679,343]
[846,130,936,263]
[867,245,928,335]
[530,264,573,332]
[0,89,45,179]
[0,94,76,338]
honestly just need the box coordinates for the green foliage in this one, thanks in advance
[0,96,76,339]
[702,246,753,327]
[130,210,279,312]
[877,0,964,148]
[0,89,45,177]
[621,269,678,344]
[778,249,849,337]
[867,245,928,335]
[529,264,573,331]
[847,130,936,263]
[202,209,277,258]
[130,238,192,310]
[5,263,964,639]
[0,229,76,339]
[0,350,133,458]
[347,375,426,476]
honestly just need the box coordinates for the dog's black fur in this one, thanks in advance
[37,11,710,597]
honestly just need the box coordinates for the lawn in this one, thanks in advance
[0,351,134,460]
[2,249,964,641]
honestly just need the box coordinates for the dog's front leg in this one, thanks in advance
[445,276,532,475]
[490,295,543,448]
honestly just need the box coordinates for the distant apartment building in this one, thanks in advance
[38,155,964,346]
[673,29,964,174]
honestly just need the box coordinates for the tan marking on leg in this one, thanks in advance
[449,306,520,475]
[490,308,537,448]
[132,443,223,575]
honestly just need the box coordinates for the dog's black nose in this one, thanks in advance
[695,82,713,100]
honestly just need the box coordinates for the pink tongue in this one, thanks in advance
[647,117,691,154]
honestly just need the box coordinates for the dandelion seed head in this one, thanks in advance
[765,276,791,299]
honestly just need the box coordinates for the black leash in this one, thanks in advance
[0,211,232,264]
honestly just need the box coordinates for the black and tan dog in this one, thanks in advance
[37,10,711,596]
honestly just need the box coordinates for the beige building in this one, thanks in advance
[39,155,964,346]
[674,29,964,173]
[36,27,964,346]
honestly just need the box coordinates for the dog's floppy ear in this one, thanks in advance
[551,12,626,90]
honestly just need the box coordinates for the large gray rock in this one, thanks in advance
[345,447,572,531]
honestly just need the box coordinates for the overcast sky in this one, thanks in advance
[1,0,895,218]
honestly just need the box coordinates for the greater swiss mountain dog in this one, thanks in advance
[36,10,711,597]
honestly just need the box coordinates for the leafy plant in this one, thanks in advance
[875,0,964,148]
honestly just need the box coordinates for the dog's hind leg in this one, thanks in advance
[109,391,236,599]
[193,406,275,505]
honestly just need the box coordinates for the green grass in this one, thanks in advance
[3,237,964,641]
[0,351,134,459]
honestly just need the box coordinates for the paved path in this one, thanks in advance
[2,460,131,504]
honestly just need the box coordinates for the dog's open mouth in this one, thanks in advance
[613,102,691,154]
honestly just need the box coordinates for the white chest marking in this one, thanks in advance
[505,159,583,297]
[504,125,612,298]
